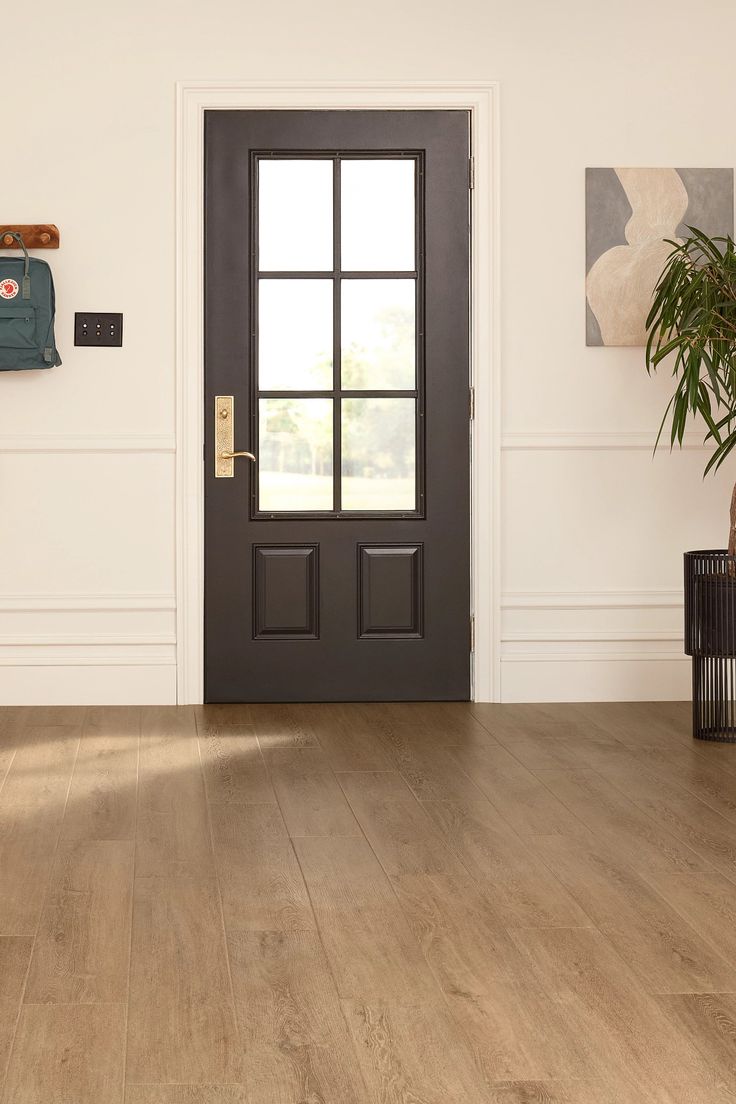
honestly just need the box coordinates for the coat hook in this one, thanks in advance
[0,225,60,249]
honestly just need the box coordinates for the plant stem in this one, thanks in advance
[729,481,736,557]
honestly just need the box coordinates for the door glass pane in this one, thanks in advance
[259,398,333,511]
[259,280,333,390]
[342,398,415,511]
[258,160,333,271]
[341,279,415,389]
[341,160,415,271]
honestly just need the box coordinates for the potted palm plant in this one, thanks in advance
[646,228,736,741]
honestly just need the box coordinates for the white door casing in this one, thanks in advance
[175,81,501,703]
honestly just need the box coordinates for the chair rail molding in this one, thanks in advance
[0,434,175,453]
[501,431,710,451]
[175,80,501,704]
[502,589,683,609]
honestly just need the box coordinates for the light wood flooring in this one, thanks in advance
[1,701,736,1101]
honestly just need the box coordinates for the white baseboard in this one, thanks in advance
[501,655,690,702]
[0,662,176,705]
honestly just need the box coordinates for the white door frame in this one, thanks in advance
[175,80,501,704]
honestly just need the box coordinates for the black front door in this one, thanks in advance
[204,110,471,702]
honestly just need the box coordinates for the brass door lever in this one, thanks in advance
[215,396,256,477]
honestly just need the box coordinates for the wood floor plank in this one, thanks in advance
[508,926,714,1097]
[370,697,492,741]
[0,751,14,797]
[228,930,367,1103]
[372,727,491,802]
[446,740,584,835]
[266,749,360,837]
[198,723,273,805]
[0,716,16,796]
[536,769,708,876]
[126,1090,248,1103]
[443,986,587,1085]
[24,839,134,1004]
[0,810,66,935]
[470,702,554,733]
[338,770,462,875]
[389,870,522,996]
[61,706,139,841]
[491,725,632,773]
[0,725,80,934]
[690,739,736,777]
[655,992,736,1088]
[643,870,736,971]
[210,803,316,932]
[126,876,241,1084]
[0,937,32,1091]
[293,835,439,1001]
[0,724,80,811]
[656,701,692,725]
[388,871,583,1082]
[342,997,488,1104]
[299,705,393,771]
[194,704,255,727]
[250,705,320,750]
[420,794,593,927]
[479,1081,661,1103]
[575,701,692,748]
[137,706,213,879]
[314,725,394,771]
[533,833,736,994]
[598,761,736,882]
[1,1002,125,1104]
[9,706,88,728]
[470,702,614,746]
[630,744,736,822]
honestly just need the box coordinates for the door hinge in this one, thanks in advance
[468,156,475,190]
[470,615,475,652]
[469,386,475,420]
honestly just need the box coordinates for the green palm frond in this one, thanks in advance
[646,227,736,475]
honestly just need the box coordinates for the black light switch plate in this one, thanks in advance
[74,313,123,347]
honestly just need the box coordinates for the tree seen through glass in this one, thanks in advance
[259,300,416,511]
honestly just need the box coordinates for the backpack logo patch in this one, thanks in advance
[0,279,19,300]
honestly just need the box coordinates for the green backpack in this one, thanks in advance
[0,232,62,371]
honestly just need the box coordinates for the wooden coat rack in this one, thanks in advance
[0,225,59,249]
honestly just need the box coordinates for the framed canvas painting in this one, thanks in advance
[586,167,734,346]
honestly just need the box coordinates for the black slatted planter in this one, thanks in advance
[685,551,736,741]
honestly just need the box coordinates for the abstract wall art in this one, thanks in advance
[586,167,734,346]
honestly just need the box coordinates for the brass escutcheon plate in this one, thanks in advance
[215,395,234,477]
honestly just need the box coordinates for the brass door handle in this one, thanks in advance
[215,396,256,477]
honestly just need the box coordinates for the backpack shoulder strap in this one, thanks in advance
[2,233,30,299]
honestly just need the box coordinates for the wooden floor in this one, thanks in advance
[2,702,736,1101]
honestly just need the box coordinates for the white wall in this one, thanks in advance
[3,0,735,703]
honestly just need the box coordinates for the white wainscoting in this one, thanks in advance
[0,593,177,705]
[495,430,730,703]
[500,588,689,702]
[0,432,177,705]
